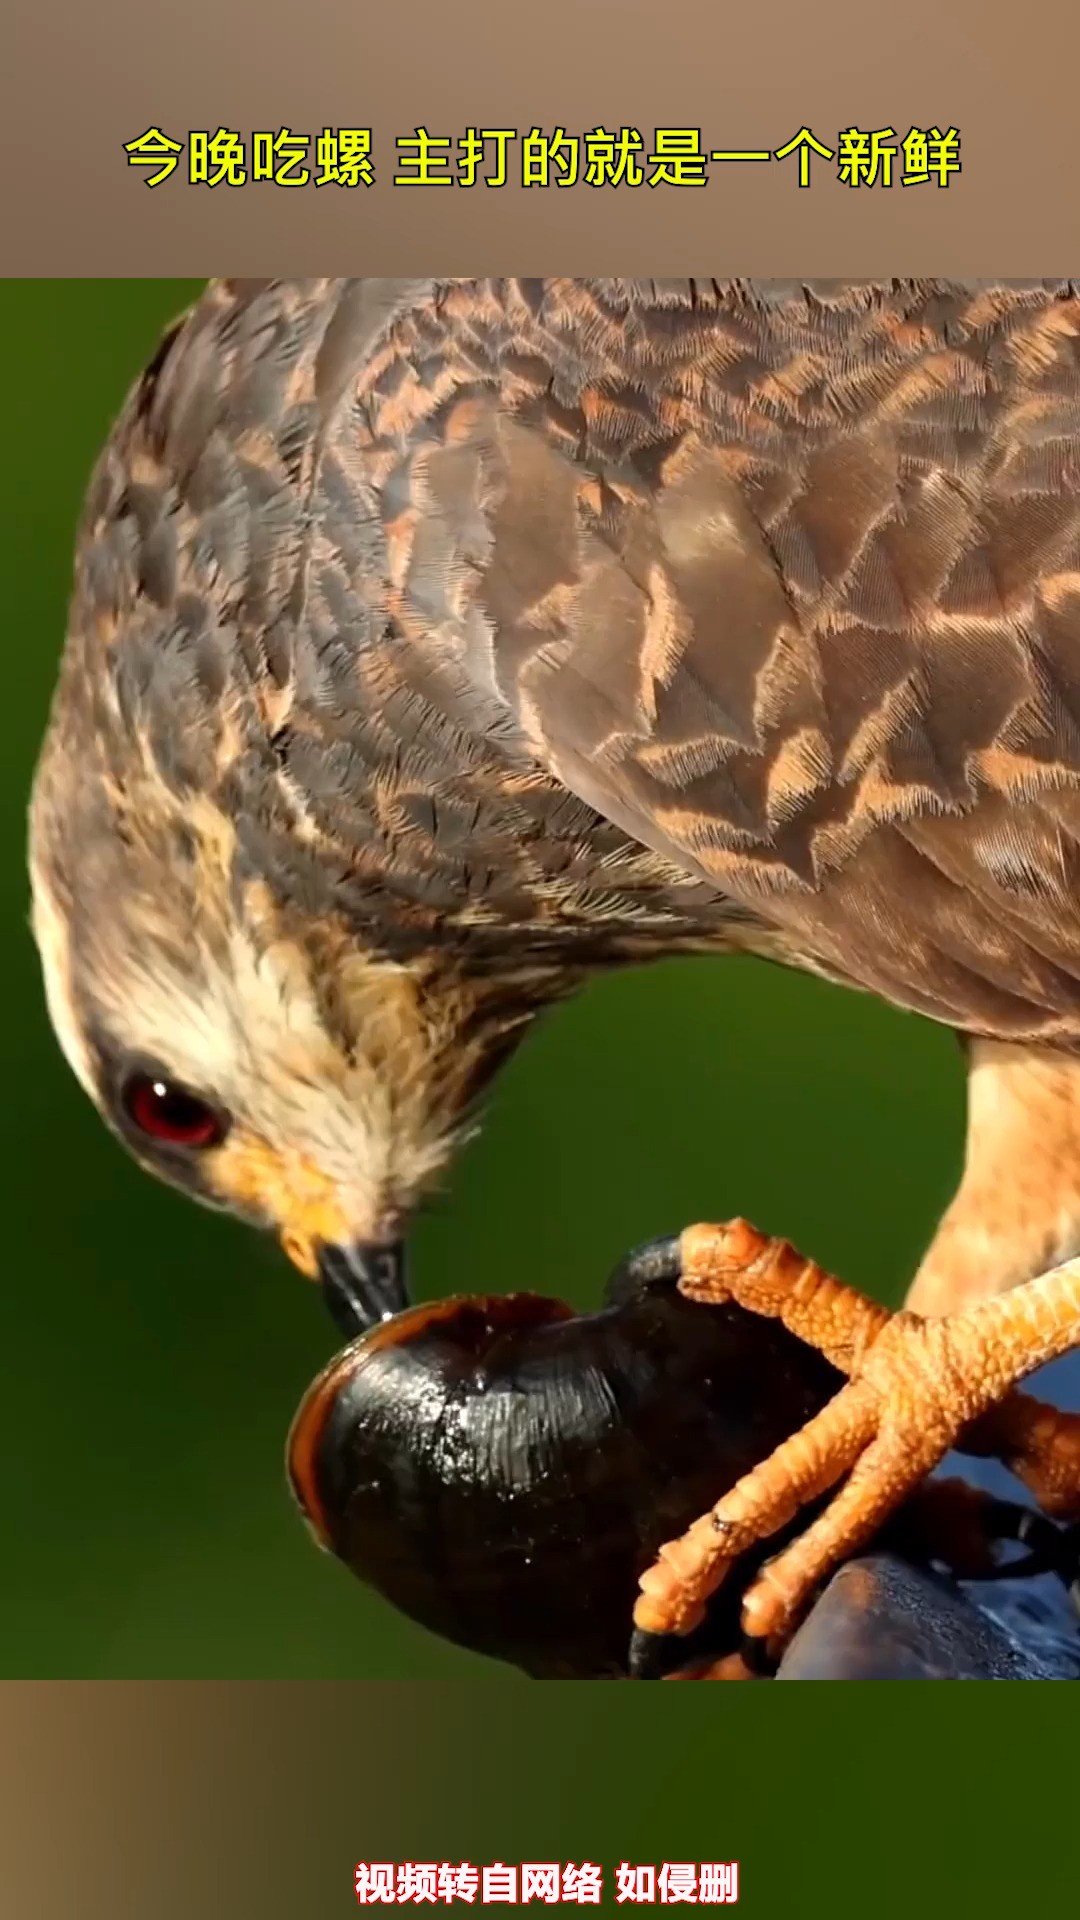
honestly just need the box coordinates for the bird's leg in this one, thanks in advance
[631,1221,1080,1667]
[907,1041,1080,1317]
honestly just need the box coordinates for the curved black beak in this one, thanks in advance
[317,1240,409,1339]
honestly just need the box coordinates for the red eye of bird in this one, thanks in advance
[122,1073,225,1149]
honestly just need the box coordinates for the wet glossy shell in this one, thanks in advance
[288,1258,841,1678]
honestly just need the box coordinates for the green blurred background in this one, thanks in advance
[3,280,968,1679]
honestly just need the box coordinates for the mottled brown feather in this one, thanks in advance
[374,277,1080,1041]
[37,278,1080,1061]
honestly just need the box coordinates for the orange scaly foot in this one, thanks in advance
[630,1221,1080,1673]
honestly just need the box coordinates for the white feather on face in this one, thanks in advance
[29,853,98,1106]
[29,832,480,1253]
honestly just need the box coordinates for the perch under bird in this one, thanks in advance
[28,277,1080,1660]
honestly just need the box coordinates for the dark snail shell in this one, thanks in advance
[287,1240,844,1678]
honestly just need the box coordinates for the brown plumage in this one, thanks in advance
[29,278,1080,1654]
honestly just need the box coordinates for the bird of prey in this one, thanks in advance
[28,276,1080,1659]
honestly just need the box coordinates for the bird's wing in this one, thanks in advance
[449,279,1080,1042]
[97,277,1080,1034]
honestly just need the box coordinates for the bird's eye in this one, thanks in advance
[121,1072,226,1149]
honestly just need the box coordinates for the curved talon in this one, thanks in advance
[892,1481,1078,1585]
[1029,1516,1080,1608]
[1061,1524,1080,1612]
[960,1497,1076,1584]
[737,1627,777,1678]
[627,1627,669,1681]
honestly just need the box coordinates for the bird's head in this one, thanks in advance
[27,279,577,1330]
[28,721,541,1331]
